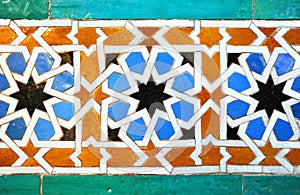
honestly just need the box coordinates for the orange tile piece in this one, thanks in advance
[202,52,220,83]
[211,86,225,106]
[283,28,300,45]
[23,158,40,166]
[82,109,101,141]
[139,37,159,46]
[212,52,221,69]
[163,28,194,45]
[0,148,19,166]
[196,87,211,104]
[79,148,100,167]
[201,146,222,165]
[198,28,223,48]
[75,27,99,48]
[102,27,126,36]
[42,27,72,45]
[75,85,90,105]
[286,149,300,165]
[0,26,17,44]
[167,147,195,166]
[201,109,220,138]
[138,27,160,37]
[227,147,256,165]
[227,28,257,45]
[81,51,99,83]
[104,30,134,45]
[92,85,109,105]
[20,27,41,53]
[44,148,75,167]
[20,141,40,166]
[107,148,138,167]
[259,142,281,165]
[176,28,193,35]
[141,141,162,167]
[259,28,281,53]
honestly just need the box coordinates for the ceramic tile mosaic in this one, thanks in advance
[0,19,300,175]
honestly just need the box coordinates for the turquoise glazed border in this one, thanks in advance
[1,0,300,194]
[1,0,300,19]
[1,175,300,194]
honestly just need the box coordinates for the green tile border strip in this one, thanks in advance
[1,0,300,19]
[1,175,300,194]
[0,175,40,195]
[50,0,252,19]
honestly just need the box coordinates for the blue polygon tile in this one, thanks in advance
[108,101,130,121]
[228,72,251,92]
[0,74,10,92]
[274,53,295,76]
[35,53,54,75]
[246,53,266,74]
[125,52,146,74]
[291,102,300,119]
[0,101,9,118]
[53,101,74,121]
[171,100,194,122]
[52,71,74,92]
[227,100,250,120]
[155,52,174,75]
[34,118,55,141]
[126,118,147,141]
[172,72,194,93]
[245,117,266,140]
[273,119,294,141]
[155,118,175,140]
[291,76,300,93]
[6,118,27,140]
[6,53,27,75]
[108,73,130,92]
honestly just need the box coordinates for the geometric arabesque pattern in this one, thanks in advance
[0,20,300,175]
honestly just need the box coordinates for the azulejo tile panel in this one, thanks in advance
[0,19,300,175]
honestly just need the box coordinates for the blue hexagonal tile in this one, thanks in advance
[227,100,250,120]
[155,118,175,140]
[228,72,251,92]
[155,52,174,75]
[172,72,194,93]
[126,118,147,141]
[34,118,55,141]
[171,100,194,122]
[125,52,146,74]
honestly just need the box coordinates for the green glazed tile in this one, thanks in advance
[0,175,40,195]
[0,0,48,19]
[254,0,300,19]
[43,175,242,195]
[50,0,252,19]
[244,176,300,195]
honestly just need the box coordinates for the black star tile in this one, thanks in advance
[251,78,290,118]
[11,77,51,117]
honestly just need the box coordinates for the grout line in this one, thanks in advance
[242,175,244,195]
[48,0,51,19]
[252,0,255,20]
[40,175,43,195]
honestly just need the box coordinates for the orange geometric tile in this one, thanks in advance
[259,142,281,165]
[104,29,134,45]
[92,85,109,105]
[176,27,193,35]
[42,27,72,45]
[201,146,222,165]
[107,148,138,167]
[82,109,101,141]
[0,148,19,166]
[283,28,300,45]
[199,28,223,48]
[20,27,41,53]
[286,149,300,165]
[168,147,195,166]
[79,148,100,167]
[101,27,126,36]
[0,26,17,44]
[227,28,257,45]
[163,28,194,45]
[227,147,256,165]
[259,27,282,53]
[75,27,99,48]
[44,148,75,167]
[21,141,40,166]
[80,51,99,83]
